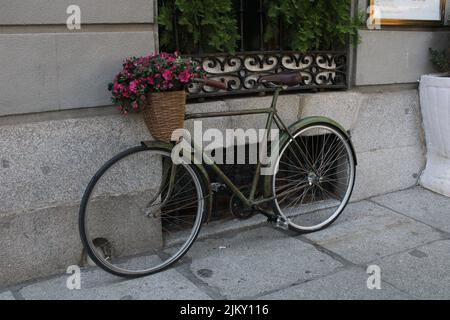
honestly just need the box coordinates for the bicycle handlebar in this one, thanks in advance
[192,78,228,91]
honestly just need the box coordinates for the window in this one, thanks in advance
[158,0,358,98]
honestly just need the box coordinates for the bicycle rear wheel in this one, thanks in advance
[272,123,356,232]
[79,145,207,277]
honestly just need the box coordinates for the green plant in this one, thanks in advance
[159,0,362,53]
[265,0,362,51]
[430,48,450,73]
[159,0,240,54]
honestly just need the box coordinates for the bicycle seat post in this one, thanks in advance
[270,87,283,112]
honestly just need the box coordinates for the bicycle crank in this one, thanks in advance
[229,194,256,220]
[229,186,257,220]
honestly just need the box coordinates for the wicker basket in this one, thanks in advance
[143,90,186,142]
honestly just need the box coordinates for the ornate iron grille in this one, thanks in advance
[187,51,348,99]
[163,0,350,98]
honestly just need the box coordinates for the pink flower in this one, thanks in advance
[113,82,122,94]
[160,52,175,61]
[122,87,130,98]
[129,80,138,94]
[178,70,191,83]
[162,70,173,81]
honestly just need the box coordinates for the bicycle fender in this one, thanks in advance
[285,117,357,166]
[263,117,358,198]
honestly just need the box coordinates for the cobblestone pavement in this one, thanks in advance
[1,187,449,300]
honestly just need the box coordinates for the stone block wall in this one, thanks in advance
[0,0,157,116]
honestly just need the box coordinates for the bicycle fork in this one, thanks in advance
[144,160,178,219]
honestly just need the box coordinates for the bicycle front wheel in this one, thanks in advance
[272,123,356,233]
[79,145,207,277]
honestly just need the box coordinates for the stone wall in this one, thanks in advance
[0,0,157,116]
[355,30,450,85]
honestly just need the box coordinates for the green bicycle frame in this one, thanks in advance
[185,88,314,210]
[144,88,356,217]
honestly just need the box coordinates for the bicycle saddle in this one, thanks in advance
[259,72,303,87]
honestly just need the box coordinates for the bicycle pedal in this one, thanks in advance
[211,182,227,193]
[273,216,290,231]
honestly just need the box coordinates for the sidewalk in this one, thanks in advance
[1,187,449,300]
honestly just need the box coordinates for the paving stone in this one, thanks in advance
[259,268,411,300]
[376,240,450,299]
[371,187,450,234]
[0,291,15,300]
[184,226,343,299]
[19,268,209,300]
[304,201,442,265]
[4,194,450,300]
[198,214,267,241]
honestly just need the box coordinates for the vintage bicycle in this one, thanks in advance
[79,72,357,278]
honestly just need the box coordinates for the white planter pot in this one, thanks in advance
[419,73,450,197]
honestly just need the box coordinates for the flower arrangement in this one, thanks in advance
[108,52,203,114]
